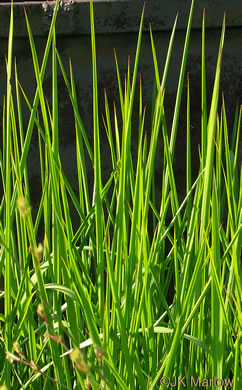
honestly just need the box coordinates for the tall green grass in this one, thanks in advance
[0,0,241,388]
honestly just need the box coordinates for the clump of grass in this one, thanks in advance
[0,0,241,388]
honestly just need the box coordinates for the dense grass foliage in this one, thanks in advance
[0,0,241,388]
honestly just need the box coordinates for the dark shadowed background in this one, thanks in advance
[0,0,241,233]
